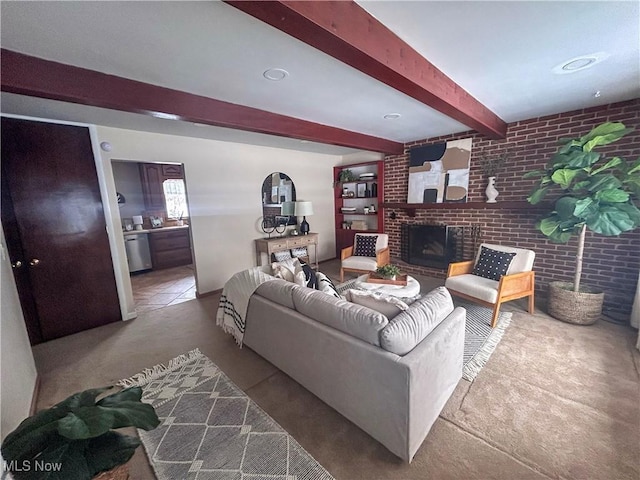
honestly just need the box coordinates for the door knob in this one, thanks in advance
[29,258,40,266]
[11,260,23,268]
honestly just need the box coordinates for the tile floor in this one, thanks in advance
[130,265,196,313]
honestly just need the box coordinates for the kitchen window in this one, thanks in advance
[163,179,188,219]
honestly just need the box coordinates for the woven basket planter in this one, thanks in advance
[548,281,604,325]
[93,464,129,480]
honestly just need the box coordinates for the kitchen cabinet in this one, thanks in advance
[162,164,183,179]
[148,228,192,269]
[333,161,385,257]
[139,163,165,210]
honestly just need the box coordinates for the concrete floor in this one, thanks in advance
[32,259,640,480]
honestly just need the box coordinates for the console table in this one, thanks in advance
[255,233,319,270]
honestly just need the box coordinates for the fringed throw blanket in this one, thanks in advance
[216,266,274,346]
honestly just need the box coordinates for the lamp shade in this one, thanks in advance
[295,201,314,216]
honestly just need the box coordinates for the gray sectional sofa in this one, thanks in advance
[243,279,466,462]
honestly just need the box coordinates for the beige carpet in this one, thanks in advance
[31,260,640,480]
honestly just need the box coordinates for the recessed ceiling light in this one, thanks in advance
[552,52,609,74]
[263,68,289,81]
[383,113,401,120]
[594,91,602,98]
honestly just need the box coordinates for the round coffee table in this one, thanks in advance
[354,274,421,298]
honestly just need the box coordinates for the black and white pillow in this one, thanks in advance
[472,246,516,281]
[354,235,378,257]
[316,272,341,298]
[290,246,308,258]
[299,260,318,289]
[272,250,292,262]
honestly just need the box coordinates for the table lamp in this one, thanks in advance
[295,201,313,235]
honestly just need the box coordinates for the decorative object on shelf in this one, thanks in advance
[0,386,159,480]
[407,138,472,204]
[371,182,378,197]
[116,192,125,206]
[359,172,376,180]
[369,204,376,213]
[150,215,164,228]
[295,201,314,235]
[375,263,401,280]
[339,169,357,182]
[132,215,144,230]
[485,176,499,203]
[357,182,367,197]
[341,206,357,213]
[364,206,370,214]
[261,216,286,238]
[525,121,640,324]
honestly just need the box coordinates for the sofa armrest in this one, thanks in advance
[498,271,535,299]
[447,260,474,277]
[341,246,354,260]
[376,247,390,266]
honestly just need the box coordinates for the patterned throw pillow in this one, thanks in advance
[290,247,308,258]
[272,250,292,262]
[472,246,516,281]
[316,272,341,298]
[354,235,378,257]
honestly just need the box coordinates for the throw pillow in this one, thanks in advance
[271,257,303,283]
[472,246,516,281]
[316,272,341,298]
[272,250,293,262]
[354,235,378,257]
[346,289,409,320]
[290,246,308,258]
[299,260,318,289]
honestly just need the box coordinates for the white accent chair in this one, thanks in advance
[445,243,536,328]
[340,233,390,283]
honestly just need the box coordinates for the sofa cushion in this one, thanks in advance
[346,289,409,320]
[444,274,499,303]
[254,278,297,309]
[292,287,388,345]
[341,256,378,271]
[472,246,516,281]
[380,287,454,355]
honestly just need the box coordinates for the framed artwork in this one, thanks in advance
[356,182,367,198]
[407,138,472,204]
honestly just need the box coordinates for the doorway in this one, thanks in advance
[111,160,195,314]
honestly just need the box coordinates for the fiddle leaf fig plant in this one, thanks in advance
[525,121,640,291]
[1,386,159,480]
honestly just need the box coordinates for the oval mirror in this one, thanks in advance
[261,172,297,230]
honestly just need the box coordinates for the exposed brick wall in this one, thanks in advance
[384,99,640,319]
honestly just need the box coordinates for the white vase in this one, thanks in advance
[485,176,499,203]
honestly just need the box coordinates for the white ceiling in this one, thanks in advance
[1,1,638,154]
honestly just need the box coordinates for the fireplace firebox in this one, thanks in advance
[401,224,457,269]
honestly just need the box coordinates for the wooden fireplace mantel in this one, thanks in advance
[381,201,549,217]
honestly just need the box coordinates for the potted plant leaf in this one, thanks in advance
[376,264,401,280]
[1,386,160,480]
[525,121,640,324]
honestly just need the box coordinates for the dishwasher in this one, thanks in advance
[124,233,152,273]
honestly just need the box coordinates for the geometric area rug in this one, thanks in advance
[458,301,512,382]
[118,349,334,480]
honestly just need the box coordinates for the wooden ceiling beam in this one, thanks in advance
[0,49,404,154]
[225,0,507,139]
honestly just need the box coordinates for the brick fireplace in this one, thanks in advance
[382,99,640,319]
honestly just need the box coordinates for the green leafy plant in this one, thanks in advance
[338,169,357,182]
[376,264,401,279]
[525,121,640,292]
[1,386,160,480]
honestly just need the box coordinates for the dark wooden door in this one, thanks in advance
[1,118,121,342]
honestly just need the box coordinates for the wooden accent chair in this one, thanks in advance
[340,233,390,283]
[445,243,535,328]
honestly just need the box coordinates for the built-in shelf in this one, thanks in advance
[382,201,548,217]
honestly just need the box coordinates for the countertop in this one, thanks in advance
[123,225,189,236]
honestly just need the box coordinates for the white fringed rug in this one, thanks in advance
[119,349,334,480]
[458,302,511,381]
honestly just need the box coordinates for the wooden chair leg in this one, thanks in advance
[528,292,535,314]
[491,302,502,328]
[340,268,344,283]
